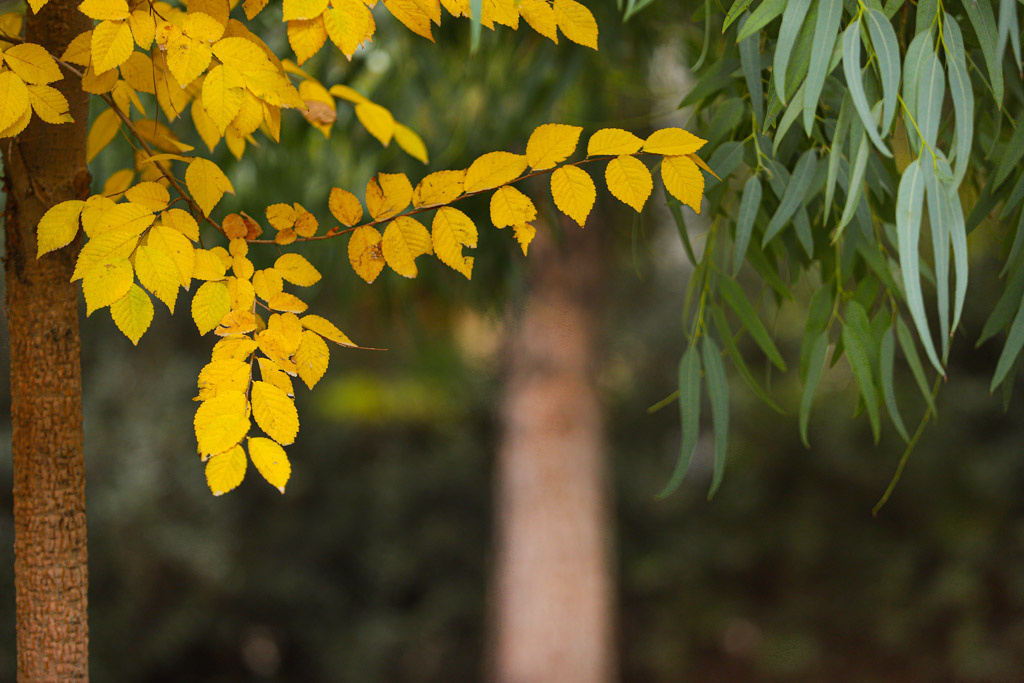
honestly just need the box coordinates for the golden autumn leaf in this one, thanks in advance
[135,244,181,312]
[324,0,375,57]
[287,17,328,64]
[197,358,251,399]
[82,259,133,315]
[432,207,476,279]
[205,444,247,494]
[100,169,133,199]
[490,185,537,228]
[550,165,595,227]
[247,437,291,492]
[212,336,258,361]
[253,268,285,301]
[382,215,432,278]
[382,0,434,41]
[587,127,643,156]
[226,276,256,311]
[192,280,231,334]
[553,0,597,49]
[519,0,558,42]
[251,380,299,445]
[355,101,395,146]
[294,330,329,389]
[413,169,465,207]
[0,71,31,133]
[274,253,321,286]
[259,357,295,396]
[72,230,139,280]
[605,154,652,213]
[282,0,329,21]
[215,309,258,336]
[642,127,706,156]
[464,152,527,193]
[661,155,704,214]
[37,200,85,257]
[202,64,245,133]
[3,43,63,84]
[110,283,154,344]
[147,225,196,287]
[328,187,363,226]
[394,123,428,163]
[512,223,536,255]
[125,182,170,211]
[186,158,234,215]
[267,292,309,313]
[525,123,582,170]
[78,0,129,20]
[366,172,413,221]
[300,314,355,346]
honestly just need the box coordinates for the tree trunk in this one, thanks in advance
[2,1,92,679]
[491,222,616,683]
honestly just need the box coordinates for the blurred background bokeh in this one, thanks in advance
[3,2,1024,681]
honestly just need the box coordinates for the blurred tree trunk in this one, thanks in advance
[491,219,615,683]
[2,0,92,678]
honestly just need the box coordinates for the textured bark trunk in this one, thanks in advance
[491,221,615,683]
[2,1,92,679]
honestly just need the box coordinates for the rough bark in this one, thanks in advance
[491,222,616,683]
[2,0,92,679]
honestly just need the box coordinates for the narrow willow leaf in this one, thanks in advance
[667,200,698,266]
[980,261,1024,346]
[681,58,741,107]
[838,115,870,235]
[717,276,787,370]
[880,325,910,442]
[724,0,755,31]
[882,0,905,19]
[799,331,829,447]
[998,0,1021,72]
[900,30,933,152]
[738,19,765,128]
[712,306,785,413]
[923,161,951,357]
[915,47,944,151]
[656,345,702,498]
[864,9,900,133]
[994,124,1024,191]
[802,0,842,134]
[773,80,806,156]
[943,15,973,187]
[915,0,936,34]
[1003,208,1024,281]
[733,176,762,274]
[737,0,786,42]
[963,0,1003,105]
[800,284,833,379]
[896,160,942,372]
[470,0,482,51]
[794,207,814,257]
[772,0,811,104]
[701,336,730,498]
[824,92,852,221]
[896,316,937,416]
[1000,172,1024,221]
[842,20,892,157]
[763,148,817,245]
[843,301,881,442]
[991,296,1024,392]
[945,174,969,346]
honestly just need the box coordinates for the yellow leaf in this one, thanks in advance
[413,169,465,208]
[3,43,62,84]
[230,90,264,136]
[587,127,642,156]
[27,0,47,12]
[191,249,226,282]
[189,0,231,26]
[197,358,251,400]
[382,215,432,278]
[440,0,468,16]
[553,0,597,49]
[661,155,704,214]
[0,105,31,139]
[526,123,582,170]
[147,225,196,287]
[257,329,298,373]
[267,291,309,313]
[82,63,119,94]
[519,0,558,42]
[186,158,234,215]
[212,336,258,361]
[355,101,395,146]
[135,244,181,312]
[72,230,139,280]
[247,437,291,492]
[550,165,595,227]
[91,19,134,74]
[605,154,652,213]
[328,187,363,226]
[431,207,476,279]
[266,203,297,230]
[283,0,329,21]
[120,51,157,93]
[243,0,269,18]
[86,201,153,237]
[269,312,304,352]
[226,275,256,311]
[489,185,537,228]
[166,31,212,86]
[258,357,295,396]
[463,151,527,193]
[394,123,428,163]
[101,169,134,199]
[324,0,374,57]
[125,182,170,211]
[205,444,247,494]
[274,253,321,286]
[0,71,30,133]
[287,17,328,64]
[202,64,245,134]
[192,280,231,334]
[162,208,200,241]
[78,0,129,21]
[110,283,153,344]
[191,96,222,152]
[348,225,385,283]
[85,108,120,163]
[512,223,536,255]
[37,200,84,257]
[61,31,92,66]
[82,258,133,315]
[294,329,329,389]
[253,268,284,301]
[366,172,412,221]
[484,0,517,27]
[212,36,276,77]
[300,314,355,346]
[128,10,155,49]
[215,309,258,336]
[328,83,369,104]
[382,0,434,41]
[194,390,249,454]
[642,127,706,156]
[250,381,299,445]
[230,251,253,278]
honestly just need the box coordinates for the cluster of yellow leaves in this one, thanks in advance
[331,124,708,282]
[0,35,71,138]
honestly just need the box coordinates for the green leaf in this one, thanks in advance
[882,0,905,19]
[738,17,765,128]
[994,122,1024,190]
[991,295,1024,392]
[773,80,807,155]
[737,0,786,42]
[896,316,937,416]
[799,331,829,447]
[942,15,974,188]
[880,325,910,442]
[803,0,843,134]
[667,200,698,266]
[772,0,812,104]
[1002,207,1024,280]
[656,345,702,498]
[470,0,482,51]
[998,0,1022,72]
[896,159,943,373]
[724,0,755,32]
[842,300,881,442]
[717,275,787,370]
[842,19,892,157]
[733,175,762,274]
[999,172,1024,221]
[864,9,900,133]
[824,92,852,221]
[712,306,785,413]
[963,0,1003,106]
[945,173,969,348]
[915,46,945,151]
[763,149,817,245]
[979,260,1024,346]
[838,114,872,235]
[701,335,730,498]
[915,0,936,34]
[923,161,951,358]
[901,30,933,152]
